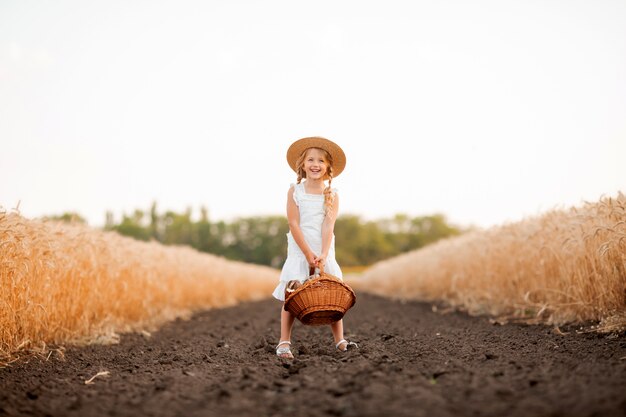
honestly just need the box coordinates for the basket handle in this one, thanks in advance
[309,264,325,277]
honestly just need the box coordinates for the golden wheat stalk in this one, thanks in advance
[353,193,626,330]
[0,212,278,362]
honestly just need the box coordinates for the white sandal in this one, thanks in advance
[335,339,358,351]
[276,341,294,359]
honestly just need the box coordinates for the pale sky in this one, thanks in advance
[1,0,625,228]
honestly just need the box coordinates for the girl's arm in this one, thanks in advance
[286,186,317,267]
[316,193,339,268]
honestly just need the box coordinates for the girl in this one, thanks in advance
[272,136,358,359]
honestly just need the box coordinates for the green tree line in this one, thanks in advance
[48,203,463,268]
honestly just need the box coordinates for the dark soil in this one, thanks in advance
[1,293,625,417]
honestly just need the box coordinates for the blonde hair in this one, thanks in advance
[295,148,335,216]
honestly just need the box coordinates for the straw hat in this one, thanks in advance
[286,136,347,177]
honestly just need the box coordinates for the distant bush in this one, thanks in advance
[100,203,463,267]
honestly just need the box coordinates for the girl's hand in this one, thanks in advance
[306,251,317,268]
[314,255,326,269]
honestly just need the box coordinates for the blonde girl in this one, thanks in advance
[272,137,358,359]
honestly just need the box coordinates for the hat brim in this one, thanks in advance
[286,137,346,178]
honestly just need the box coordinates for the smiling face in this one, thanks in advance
[301,148,329,180]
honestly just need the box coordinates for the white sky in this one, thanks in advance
[1,0,625,228]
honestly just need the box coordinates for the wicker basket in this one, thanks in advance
[284,266,356,326]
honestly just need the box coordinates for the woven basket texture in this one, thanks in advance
[284,271,356,326]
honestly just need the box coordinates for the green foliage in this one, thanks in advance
[44,212,87,224]
[109,210,151,241]
[100,202,463,267]
[334,214,461,266]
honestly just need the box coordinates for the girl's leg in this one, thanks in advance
[278,306,296,358]
[330,319,345,347]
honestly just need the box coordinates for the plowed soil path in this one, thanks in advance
[1,293,625,417]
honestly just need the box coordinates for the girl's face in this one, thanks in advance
[303,148,328,180]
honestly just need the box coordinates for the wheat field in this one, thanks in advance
[353,193,626,331]
[3,193,624,363]
[0,212,278,363]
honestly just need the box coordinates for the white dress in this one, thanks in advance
[272,182,343,301]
